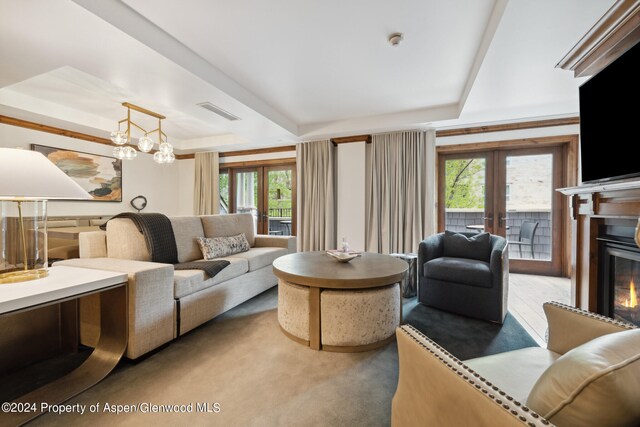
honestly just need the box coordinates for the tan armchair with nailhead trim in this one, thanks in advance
[392,302,640,427]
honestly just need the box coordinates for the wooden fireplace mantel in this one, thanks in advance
[559,181,640,310]
[557,0,640,77]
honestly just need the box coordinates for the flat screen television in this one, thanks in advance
[579,40,640,184]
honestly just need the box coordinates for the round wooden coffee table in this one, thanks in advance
[273,251,407,352]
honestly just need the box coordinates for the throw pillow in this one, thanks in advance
[196,233,250,260]
[526,328,640,427]
[443,230,491,262]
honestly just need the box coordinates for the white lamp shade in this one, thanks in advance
[0,148,92,200]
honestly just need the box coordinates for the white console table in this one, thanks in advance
[0,266,128,426]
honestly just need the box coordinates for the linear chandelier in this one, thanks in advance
[110,102,175,164]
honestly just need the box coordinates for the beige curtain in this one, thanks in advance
[193,151,220,215]
[297,140,337,251]
[365,130,436,254]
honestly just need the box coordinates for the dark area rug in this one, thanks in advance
[403,298,539,360]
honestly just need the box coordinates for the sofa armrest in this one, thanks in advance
[544,301,635,354]
[254,234,296,253]
[53,257,175,359]
[393,325,549,426]
[79,230,107,258]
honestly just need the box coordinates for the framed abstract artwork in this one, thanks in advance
[31,144,123,202]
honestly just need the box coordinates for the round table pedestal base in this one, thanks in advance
[278,279,400,352]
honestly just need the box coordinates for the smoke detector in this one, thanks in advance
[388,32,404,47]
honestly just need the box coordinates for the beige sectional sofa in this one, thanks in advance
[57,213,295,359]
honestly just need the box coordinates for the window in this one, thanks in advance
[219,162,296,235]
[219,170,230,214]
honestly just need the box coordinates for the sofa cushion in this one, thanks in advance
[226,247,288,272]
[424,257,492,288]
[169,216,205,263]
[201,214,256,247]
[443,231,491,262]
[106,218,151,261]
[466,347,561,403]
[527,328,640,427]
[197,234,250,259]
[173,257,249,299]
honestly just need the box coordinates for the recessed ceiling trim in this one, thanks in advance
[456,0,508,116]
[299,104,459,139]
[71,0,298,135]
[197,102,241,121]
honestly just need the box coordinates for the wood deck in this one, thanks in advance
[508,273,571,346]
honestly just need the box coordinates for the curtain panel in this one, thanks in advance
[365,130,436,254]
[296,140,337,251]
[193,151,220,215]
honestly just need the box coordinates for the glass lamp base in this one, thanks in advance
[0,268,49,284]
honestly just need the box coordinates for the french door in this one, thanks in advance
[221,165,296,236]
[439,146,564,276]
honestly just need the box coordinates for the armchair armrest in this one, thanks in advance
[393,325,549,426]
[53,257,175,359]
[489,236,509,317]
[418,233,444,278]
[489,235,508,272]
[544,301,635,355]
[254,234,296,253]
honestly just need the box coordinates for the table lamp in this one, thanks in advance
[0,147,91,284]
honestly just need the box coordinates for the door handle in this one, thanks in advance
[483,215,493,221]
[499,214,508,227]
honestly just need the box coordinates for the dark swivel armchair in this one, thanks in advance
[418,231,509,323]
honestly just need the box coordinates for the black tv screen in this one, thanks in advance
[579,41,640,184]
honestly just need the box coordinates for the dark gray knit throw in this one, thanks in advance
[102,213,229,279]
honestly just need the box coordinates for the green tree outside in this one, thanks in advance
[445,159,485,209]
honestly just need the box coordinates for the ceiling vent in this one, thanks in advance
[197,102,241,121]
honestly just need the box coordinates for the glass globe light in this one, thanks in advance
[110,130,128,145]
[138,136,154,153]
[153,152,167,164]
[165,152,176,164]
[122,146,137,160]
[113,147,125,159]
[159,142,173,155]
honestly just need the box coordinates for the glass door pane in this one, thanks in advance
[219,170,230,214]
[234,170,259,233]
[504,154,553,261]
[266,168,293,236]
[443,157,488,233]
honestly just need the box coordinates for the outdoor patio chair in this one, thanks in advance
[509,220,539,259]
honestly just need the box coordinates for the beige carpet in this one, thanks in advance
[31,287,398,426]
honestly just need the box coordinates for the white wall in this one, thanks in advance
[336,142,366,251]
[0,123,182,216]
[177,158,195,215]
